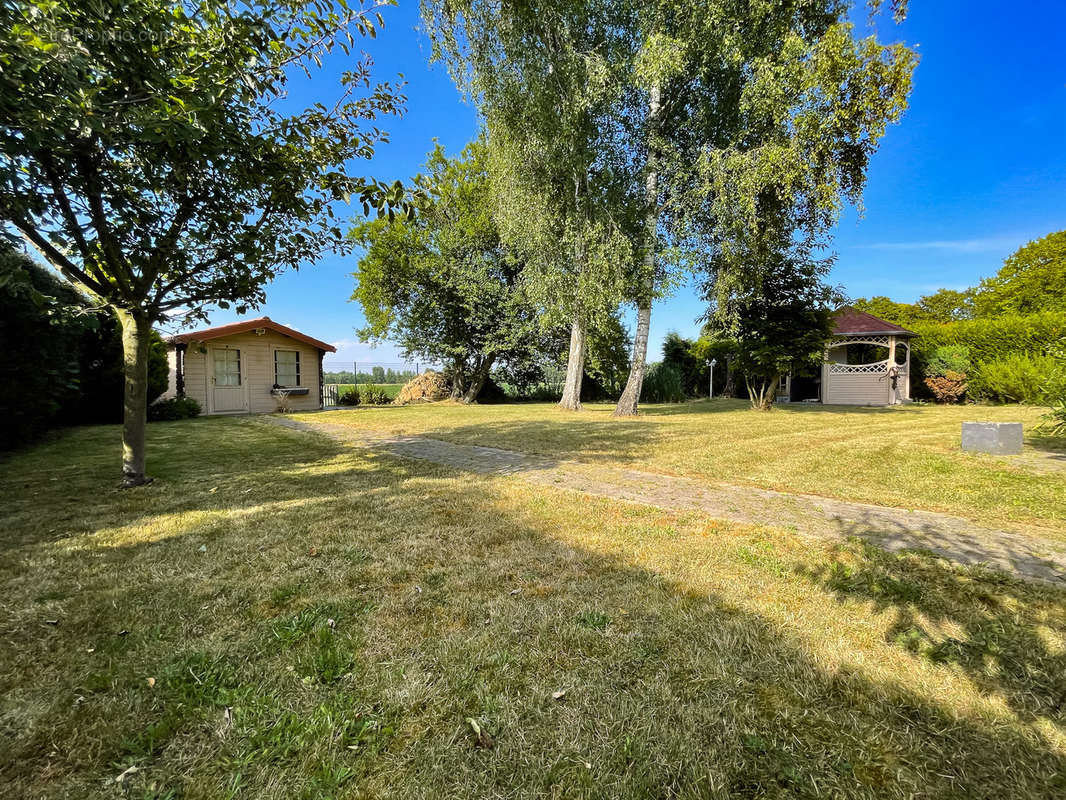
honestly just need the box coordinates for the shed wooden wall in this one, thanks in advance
[177,330,322,414]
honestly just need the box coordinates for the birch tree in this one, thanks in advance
[613,0,916,415]
[423,0,638,410]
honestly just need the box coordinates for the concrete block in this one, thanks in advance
[961,422,1023,455]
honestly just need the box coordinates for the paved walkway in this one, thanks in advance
[266,417,1066,587]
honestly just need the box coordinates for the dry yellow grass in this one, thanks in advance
[1,417,1064,798]
[306,399,1065,530]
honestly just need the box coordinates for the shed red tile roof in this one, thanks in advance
[168,317,337,352]
[832,307,916,337]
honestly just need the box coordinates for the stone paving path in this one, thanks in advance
[266,417,1066,587]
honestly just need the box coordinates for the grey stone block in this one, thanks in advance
[961,422,1024,455]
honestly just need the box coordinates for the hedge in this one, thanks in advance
[0,247,168,449]
[908,312,1066,366]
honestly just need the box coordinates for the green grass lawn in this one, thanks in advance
[305,400,1065,532]
[2,417,1065,798]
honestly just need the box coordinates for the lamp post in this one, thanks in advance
[707,359,717,399]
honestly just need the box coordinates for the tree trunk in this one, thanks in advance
[116,308,152,487]
[614,300,651,415]
[449,359,466,400]
[614,82,661,417]
[746,375,778,411]
[461,355,495,404]
[722,354,735,398]
[558,316,586,411]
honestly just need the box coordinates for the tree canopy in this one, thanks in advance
[978,230,1066,317]
[352,139,545,402]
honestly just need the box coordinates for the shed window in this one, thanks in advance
[275,350,300,387]
[213,348,241,386]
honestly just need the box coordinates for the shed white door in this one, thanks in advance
[210,346,245,412]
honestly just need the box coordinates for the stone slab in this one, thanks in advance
[961,421,1024,455]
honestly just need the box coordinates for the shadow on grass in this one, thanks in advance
[1,417,1065,797]
[799,538,1066,729]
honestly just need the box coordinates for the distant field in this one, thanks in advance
[327,383,404,400]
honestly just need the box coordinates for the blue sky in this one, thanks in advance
[176,0,1066,368]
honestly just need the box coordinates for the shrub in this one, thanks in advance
[1038,340,1066,436]
[924,345,971,377]
[640,363,685,403]
[970,353,1061,404]
[920,345,970,404]
[337,388,361,406]
[925,371,968,404]
[148,397,201,421]
[0,246,167,448]
[360,384,391,405]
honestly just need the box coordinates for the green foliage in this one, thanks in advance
[924,345,972,379]
[425,0,637,338]
[1038,340,1066,436]
[337,388,362,407]
[0,247,168,448]
[714,251,838,409]
[359,385,392,405]
[969,353,1062,405]
[922,346,970,403]
[0,245,89,447]
[909,312,1066,369]
[148,397,201,422]
[351,139,544,402]
[639,363,684,404]
[978,230,1066,317]
[853,288,976,326]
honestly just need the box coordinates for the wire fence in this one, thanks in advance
[321,361,432,406]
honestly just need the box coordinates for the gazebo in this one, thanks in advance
[817,308,917,405]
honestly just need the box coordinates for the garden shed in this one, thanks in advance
[164,317,336,415]
[818,308,916,406]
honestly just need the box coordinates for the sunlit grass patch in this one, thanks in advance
[304,399,1064,530]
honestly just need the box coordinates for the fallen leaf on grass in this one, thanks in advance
[146,677,155,688]
[114,765,139,784]
[466,717,495,749]
[551,690,567,701]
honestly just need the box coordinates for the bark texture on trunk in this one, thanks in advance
[613,299,650,415]
[461,355,495,404]
[613,83,661,417]
[558,316,586,411]
[723,354,735,398]
[117,308,152,487]
[747,375,778,411]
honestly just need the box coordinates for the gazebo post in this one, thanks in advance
[887,335,896,404]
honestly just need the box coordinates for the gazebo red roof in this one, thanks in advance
[169,316,337,352]
[831,307,916,337]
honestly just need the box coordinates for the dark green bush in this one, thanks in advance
[0,247,167,448]
[640,363,685,403]
[148,396,201,421]
[337,388,361,406]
